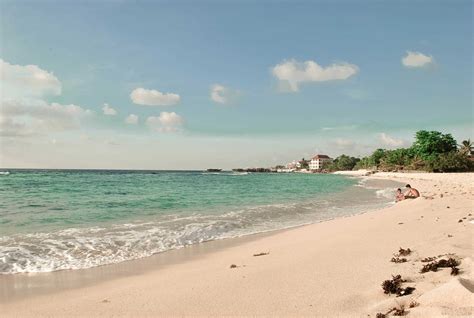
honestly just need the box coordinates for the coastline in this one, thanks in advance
[1,172,473,317]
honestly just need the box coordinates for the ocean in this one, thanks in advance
[0,170,397,274]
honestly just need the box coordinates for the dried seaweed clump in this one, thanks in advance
[420,258,460,275]
[381,275,415,297]
[253,252,269,257]
[391,257,407,263]
[409,300,419,308]
[421,256,436,263]
[376,305,407,317]
[396,247,412,256]
[392,305,406,316]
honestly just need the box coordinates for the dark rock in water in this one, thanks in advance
[206,169,222,172]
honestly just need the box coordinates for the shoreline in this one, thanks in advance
[1,176,399,301]
[1,172,473,317]
[0,174,398,275]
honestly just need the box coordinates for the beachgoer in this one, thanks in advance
[396,188,405,202]
[404,184,420,198]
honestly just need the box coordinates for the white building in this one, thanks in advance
[309,154,332,171]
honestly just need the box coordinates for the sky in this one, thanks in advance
[0,0,472,169]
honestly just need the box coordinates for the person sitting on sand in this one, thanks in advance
[404,184,420,199]
[396,188,405,202]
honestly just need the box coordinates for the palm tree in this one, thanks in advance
[459,139,473,156]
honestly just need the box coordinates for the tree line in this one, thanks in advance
[325,130,473,172]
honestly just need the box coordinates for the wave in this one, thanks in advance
[0,171,10,175]
[376,188,397,200]
[0,190,392,274]
[201,172,249,176]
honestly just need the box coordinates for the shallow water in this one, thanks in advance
[0,170,399,274]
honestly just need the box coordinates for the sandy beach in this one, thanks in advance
[1,172,473,317]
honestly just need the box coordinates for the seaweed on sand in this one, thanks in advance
[421,256,437,262]
[391,257,407,263]
[396,248,412,257]
[381,275,415,297]
[451,267,460,276]
[392,305,407,316]
[253,252,269,257]
[409,300,419,308]
[376,304,408,318]
[420,257,460,274]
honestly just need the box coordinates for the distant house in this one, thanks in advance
[309,155,332,171]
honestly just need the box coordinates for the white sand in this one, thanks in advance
[2,172,473,317]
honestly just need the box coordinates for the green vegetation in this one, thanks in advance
[325,154,360,171]
[299,158,309,170]
[353,130,473,172]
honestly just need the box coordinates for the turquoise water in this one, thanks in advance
[0,170,394,274]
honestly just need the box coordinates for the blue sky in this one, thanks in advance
[0,0,472,169]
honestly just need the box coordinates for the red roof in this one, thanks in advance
[312,154,331,159]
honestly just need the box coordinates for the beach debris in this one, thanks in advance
[447,206,450,209]
[420,257,460,274]
[230,264,238,269]
[447,234,453,238]
[421,256,436,262]
[392,305,407,316]
[376,304,408,318]
[381,275,415,297]
[458,219,463,223]
[101,299,111,303]
[395,247,412,257]
[253,252,270,257]
[398,222,404,225]
[391,257,407,263]
[409,300,419,308]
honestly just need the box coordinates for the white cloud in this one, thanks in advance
[0,98,91,137]
[0,59,62,98]
[210,84,239,104]
[130,88,180,106]
[272,59,359,92]
[125,114,139,125]
[402,51,434,68]
[146,112,184,133]
[379,133,405,147]
[102,103,117,116]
